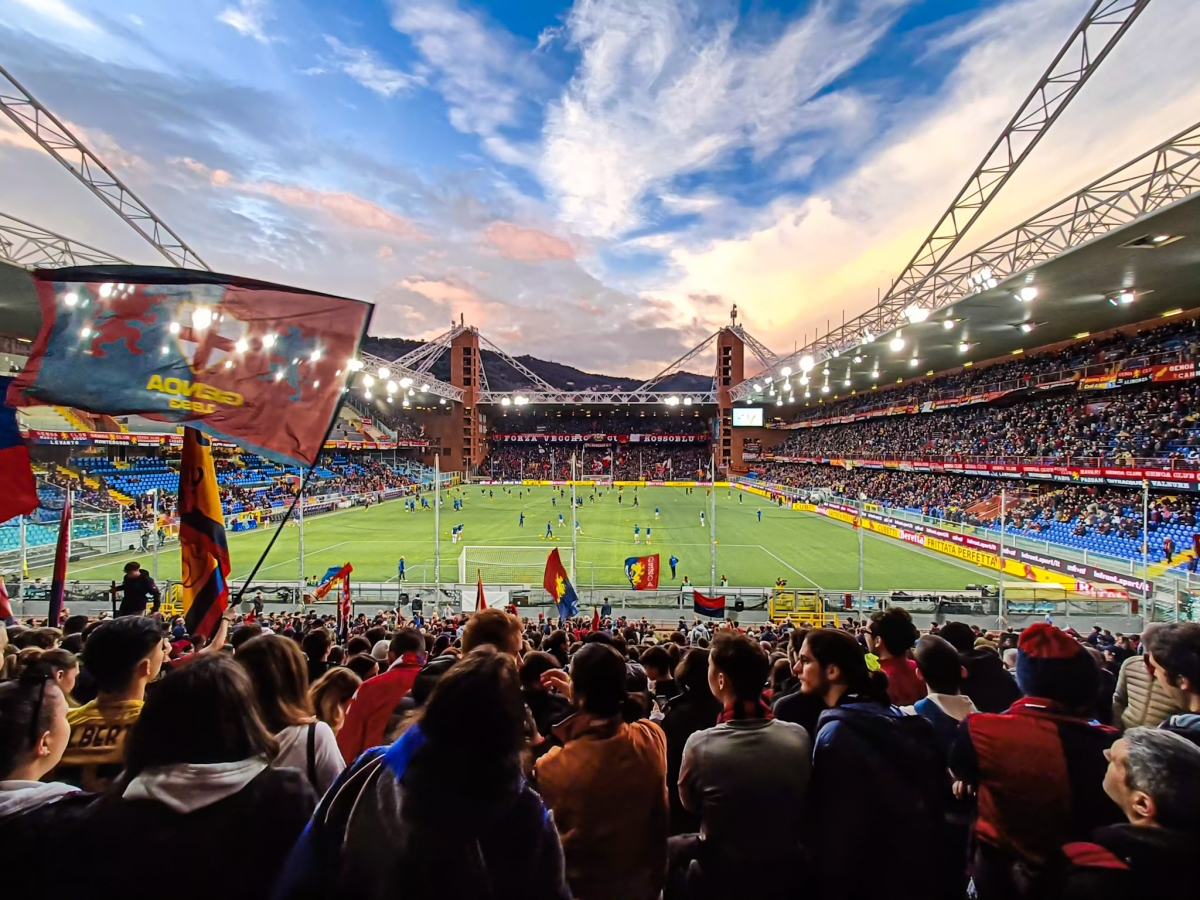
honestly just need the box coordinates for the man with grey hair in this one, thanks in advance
[1057,727,1200,894]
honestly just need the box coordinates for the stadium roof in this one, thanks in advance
[742,192,1200,404]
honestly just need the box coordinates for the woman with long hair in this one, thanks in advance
[308,667,361,736]
[72,655,317,900]
[236,635,345,794]
[275,647,570,900]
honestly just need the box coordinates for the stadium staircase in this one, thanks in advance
[17,406,76,431]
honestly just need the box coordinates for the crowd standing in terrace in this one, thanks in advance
[3,595,1199,898]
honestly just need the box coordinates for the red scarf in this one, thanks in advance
[717,700,774,723]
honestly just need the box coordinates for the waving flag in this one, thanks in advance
[313,564,349,597]
[624,554,661,590]
[0,377,38,525]
[543,548,578,622]
[7,267,373,464]
[0,576,12,623]
[693,590,726,618]
[179,428,231,639]
[48,493,72,627]
[476,569,487,611]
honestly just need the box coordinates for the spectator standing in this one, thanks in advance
[236,635,345,795]
[867,607,927,706]
[1145,621,1200,745]
[74,655,316,900]
[950,623,1122,898]
[940,621,1023,713]
[660,648,722,835]
[1056,728,1200,895]
[336,629,425,763]
[275,648,570,900]
[535,643,668,900]
[799,629,950,900]
[301,629,333,685]
[674,632,811,897]
[53,617,167,791]
[641,645,681,707]
[114,560,160,617]
[1112,624,1181,731]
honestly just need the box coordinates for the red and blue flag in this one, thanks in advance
[543,548,578,621]
[0,376,38,525]
[693,590,726,618]
[6,267,373,464]
[624,554,660,590]
[47,493,72,627]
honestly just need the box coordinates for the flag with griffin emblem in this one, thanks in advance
[542,548,578,622]
[624,554,660,590]
[179,427,231,639]
[6,266,373,464]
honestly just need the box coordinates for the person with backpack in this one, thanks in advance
[797,629,951,900]
[950,623,1122,899]
[273,647,570,900]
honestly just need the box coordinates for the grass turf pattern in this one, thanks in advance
[42,485,985,591]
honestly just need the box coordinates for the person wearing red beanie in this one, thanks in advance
[949,623,1122,899]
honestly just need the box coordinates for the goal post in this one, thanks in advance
[458,545,574,585]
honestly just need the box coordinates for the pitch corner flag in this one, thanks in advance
[543,548,578,621]
[180,427,231,639]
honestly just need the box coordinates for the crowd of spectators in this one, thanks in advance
[772,382,1200,465]
[784,315,1200,424]
[484,445,711,481]
[3,599,1199,898]
[490,411,709,435]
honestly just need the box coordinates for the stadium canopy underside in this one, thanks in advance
[741,193,1200,399]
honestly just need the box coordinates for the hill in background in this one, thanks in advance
[362,336,711,393]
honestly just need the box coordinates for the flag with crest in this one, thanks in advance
[624,554,660,590]
[542,548,578,622]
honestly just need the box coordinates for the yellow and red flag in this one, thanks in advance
[543,548,578,621]
[179,427,231,638]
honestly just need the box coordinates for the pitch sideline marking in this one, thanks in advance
[757,546,824,591]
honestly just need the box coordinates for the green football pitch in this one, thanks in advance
[47,486,989,592]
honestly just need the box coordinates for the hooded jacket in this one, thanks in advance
[0,781,92,891]
[273,726,570,900]
[959,647,1022,713]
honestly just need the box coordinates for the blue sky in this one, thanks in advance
[1,0,1198,375]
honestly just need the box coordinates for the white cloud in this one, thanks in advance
[323,36,423,98]
[654,0,1200,353]
[217,0,273,43]
[11,0,98,32]
[538,0,909,238]
[389,0,542,140]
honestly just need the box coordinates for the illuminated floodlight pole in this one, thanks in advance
[709,455,717,596]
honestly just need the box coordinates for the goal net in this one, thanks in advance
[458,546,574,585]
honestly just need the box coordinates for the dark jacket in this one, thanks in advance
[950,697,1121,867]
[772,687,826,740]
[72,768,314,900]
[116,571,160,616]
[960,648,1022,713]
[809,698,950,900]
[661,686,722,834]
[0,783,94,890]
[1057,823,1199,897]
[274,727,570,900]
[1161,712,1200,747]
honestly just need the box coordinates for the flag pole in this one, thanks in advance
[297,477,305,600]
[998,486,1005,628]
[18,514,26,601]
[439,453,444,595]
[571,453,578,583]
[151,487,159,582]
[709,454,716,595]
